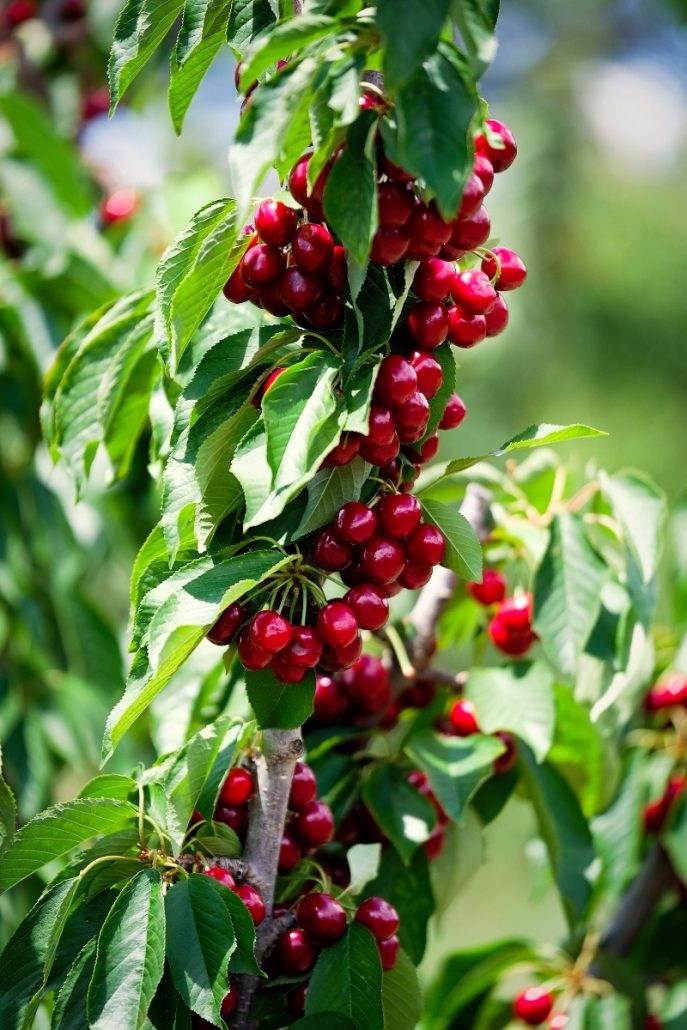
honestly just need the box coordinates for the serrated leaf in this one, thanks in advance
[345,843,382,897]
[343,357,382,434]
[533,514,606,679]
[420,498,483,580]
[0,753,17,858]
[377,0,452,88]
[0,799,137,893]
[203,877,261,976]
[245,666,316,729]
[142,968,194,1030]
[592,753,643,897]
[363,847,433,965]
[78,775,139,803]
[87,869,165,1030]
[227,0,276,53]
[305,924,384,1030]
[169,0,233,134]
[109,0,185,111]
[549,684,607,816]
[601,471,665,584]
[165,875,236,1024]
[294,458,371,539]
[381,947,422,1030]
[451,0,499,78]
[362,764,435,862]
[465,662,555,762]
[405,729,503,823]
[241,15,336,86]
[323,112,378,265]
[421,343,456,443]
[52,938,98,1030]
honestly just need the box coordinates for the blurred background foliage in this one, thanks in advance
[0,0,685,978]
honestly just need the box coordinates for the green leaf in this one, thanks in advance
[165,875,236,1024]
[465,662,555,762]
[665,795,687,884]
[202,878,261,976]
[381,947,422,1030]
[305,924,384,1030]
[346,843,382,897]
[0,799,137,893]
[227,0,276,53]
[405,729,503,823]
[240,15,337,86]
[78,775,139,803]
[294,458,371,539]
[601,471,665,584]
[323,112,378,265]
[245,666,316,729]
[109,0,185,111]
[533,514,606,680]
[87,869,165,1030]
[363,847,433,965]
[169,0,233,133]
[451,0,500,78]
[377,0,452,88]
[592,753,643,897]
[362,764,435,862]
[420,499,483,580]
[52,938,98,1030]
[143,968,194,1030]
[343,356,383,434]
[193,826,242,859]
[0,753,17,858]
[518,744,595,929]
[421,343,456,442]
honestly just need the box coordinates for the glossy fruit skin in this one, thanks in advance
[489,615,535,656]
[359,434,401,466]
[482,246,527,291]
[413,258,456,302]
[220,768,254,806]
[237,884,266,925]
[497,594,533,634]
[249,610,292,655]
[376,493,422,539]
[215,802,248,837]
[439,393,467,430]
[451,269,498,314]
[203,866,236,891]
[345,584,389,631]
[476,118,518,173]
[468,569,507,606]
[220,984,238,1017]
[317,601,359,648]
[473,153,495,192]
[293,800,335,847]
[644,674,687,712]
[314,673,350,720]
[394,391,431,443]
[447,305,487,348]
[279,626,324,669]
[288,984,308,1018]
[321,631,363,672]
[361,535,406,584]
[278,831,302,871]
[277,929,317,976]
[398,562,433,589]
[207,602,248,645]
[449,698,480,736]
[270,655,307,683]
[485,293,509,336]
[375,355,418,408]
[420,434,439,462]
[447,205,491,251]
[240,244,286,288]
[493,731,518,774]
[224,265,258,304]
[512,986,554,1025]
[326,245,347,292]
[296,892,347,943]
[335,502,379,545]
[456,172,485,221]
[254,199,298,247]
[292,223,335,274]
[410,350,443,398]
[288,153,329,218]
[367,403,397,446]
[313,528,353,571]
[408,301,450,349]
[259,283,291,317]
[378,182,416,228]
[354,897,400,940]
[326,432,361,467]
[406,524,446,566]
[279,267,324,311]
[237,630,272,670]
[408,203,452,249]
[370,227,410,265]
[377,934,400,970]
[305,293,344,330]
[289,761,318,811]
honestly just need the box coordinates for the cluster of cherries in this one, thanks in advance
[277,761,335,871]
[4,0,85,29]
[468,568,537,657]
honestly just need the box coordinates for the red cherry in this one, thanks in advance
[279,625,324,669]
[223,264,258,304]
[326,245,347,292]
[394,391,430,444]
[645,674,687,712]
[475,119,518,173]
[456,172,485,221]
[370,227,410,265]
[203,866,236,891]
[406,524,445,566]
[485,293,509,336]
[249,610,292,654]
[512,987,554,1026]
[237,884,266,925]
[493,731,519,774]
[293,800,335,847]
[473,153,495,193]
[378,458,402,483]
[258,283,291,316]
[277,929,317,976]
[410,350,443,399]
[423,825,445,860]
[219,768,253,806]
[289,761,317,811]
[271,655,307,683]
[341,655,389,709]
[288,153,330,218]
[317,601,359,648]
[321,631,363,672]
[334,502,379,545]
[439,393,467,430]
[254,199,298,247]
[279,267,323,311]
[220,984,238,1017]
[447,305,487,348]
[398,562,433,589]
[468,569,507,606]
[100,189,140,226]
[448,206,491,251]
[314,673,350,720]
[237,629,272,670]
[361,536,406,584]
[359,434,401,466]
[313,528,353,571]
[497,594,533,634]
[378,182,416,228]
[481,247,527,290]
[6,0,37,27]
[367,403,396,446]
[408,203,452,250]
[489,616,535,656]
[375,493,422,539]
[240,244,286,288]
[412,258,456,303]
[643,775,687,834]
[380,153,415,182]
[326,432,361,467]
[408,301,450,349]
[292,223,335,274]
[345,584,390,631]
[207,602,248,645]
[296,892,347,943]
[451,269,497,314]
[377,934,400,970]
[305,293,344,329]
[449,698,480,736]
[278,831,302,871]
[288,984,307,1018]
[354,897,399,940]
[420,434,439,462]
[374,355,417,408]
[257,367,288,407]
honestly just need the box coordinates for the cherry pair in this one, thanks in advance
[202,866,266,926]
[489,593,537,656]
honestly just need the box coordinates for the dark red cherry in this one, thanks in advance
[254,199,298,247]
[224,265,258,304]
[420,434,439,462]
[289,761,317,811]
[320,631,363,672]
[305,293,344,329]
[237,630,272,670]
[214,803,248,836]
[203,866,236,891]
[345,584,390,631]
[317,601,359,648]
[313,673,350,720]
[374,355,417,408]
[370,227,410,265]
[279,626,324,669]
[296,892,347,943]
[393,391,430,443]
[207,602,249,645]
[450,269,497,314]
[359,434,401,466]
[456,172,485,221]
[270,655,307,683]
[468,569,507,606]
[481,247,527,290]
[447,305,487,348]
[259,283,291,316]
[377,934,400,970]
[439,393,466,430]
[292,800,335,847]
[354,897,400,940]
[412,258,455,303]
[512,987,553,1025]
[292,223,335,274]
[485,293,509,336]
[342,655,390,709]
[361,536,406,584]
[449,698,480,736]
[367,403,396,446]
[219,768,253,806]
[378,182,416,228]
[240,244,286,288]
[405,524,445,566]
[475,119,517,173]
[408,301,450,349]
[279,267,324,311]
[278,830,302,871]
[375,493,422,539]
[408,202,452,249]
[236,884,266,925]
[277,929,317,976]
[326,432,361,467]
[449,205,491,251]
[398,562,433,589]
[249,610,292,654]
[313,528,353,571]
[334,501,379,545]
[473,152,495,192]
[410,350,443,399]
[326,245,347,292]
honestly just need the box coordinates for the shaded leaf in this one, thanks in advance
[377,0,452,88]
[405,729,503,823]
[465,662,555,762]
[305,924,384,1030]
[420,498,483,580]
[169,0,233,133]
[245,666,316,730]
[109,0,185,110]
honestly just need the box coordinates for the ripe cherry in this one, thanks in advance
[288,153,329,218]
[207,602,248,645]
[279,267,323,311]
[293,800,335,847]
[341,655,389,708]
[292,223,335,274]
[482,247,527,290]
[423,825,445,860]
[645,674,687,712]
[367,403,397,446]
[326,245,347,292]
[249,610,292,654]
[237,630,272,670]
[277,929,317,976]
[279,626,324,669]
[398,562,433,589]
[345,584,390,631]
[468,569,507,606]
[380,153,415,182]
[439,393,467,430]
[254,199,298,247]
[485,293,509,336]
[475,118,518,173]
[361,535,406,584]
[100,189,140,226]
[456,172,485,221]
[473,152,495,193]
[406,524,445,566]
[220,984,238,1017]
[489,616,535,656]
[326,432,361,467]
[378,182,416,228]
[203,866,236,891]
[258,283,290,316]
[317,601,359,648]
[374,355,418,408]
[394,391,430,443]
[493,731,518,774]
[497,594,534,634]
[215,802,248,836]
[412,258,456,303]
[451,269,497,314]
[420,434,439,462]
[6,0,37,27]
[377,934,400,971]
[408,203,452,250]
[376,493,422,539]
[240,244,285,288]
[335,502,379,545]
[257,367,288,407]
[223,265,258,304]
[410,350,443,399]
[408,301,450,349]
[219,768,253,806]
[236,884,266,925]
[359,434,401,467]
[289,761,318,811]
[448,205,491,251]
[447,305,487,347]
[643,775,687,834]
[314,673,350,720]
[512,986,554,1025]
[313,528,353,571]
[296,892,347,943]
[278,830,302,871]
[449,698,480,736]
[271,655,307,683]
[354,897,400,940]
[305,293,344,330]
[370,227,410,265]
[321,631,363,672]
[288,983,307,1018]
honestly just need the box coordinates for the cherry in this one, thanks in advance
[468,569,507,606]
[394,391,430,443]
[223,264,257,304]
[279,267,323,310]
[203,866,236,891]
[412,258,456,303]
[377,934,400,971]
[289,761,318,811]
[497,594,533,634]
[292,223,335,274]
[6,0,36,27]
[100,189,140,226]
[359,435,401,466]
[406,524,445,566]
[293,800,335,847]
[215,803,248,836]
[341,655,389,708]
[456,172,485,221]
[489,616,535,656]
[493,731,518,774]
[288,153,329,218]
[408,203,452,250]
[305,293,344,329]
[410,350,443,399]
[473,152,495,193]
[420,434,439,462]
[321,631,363,672]
[376,493,422,539]
[288,984,307,1018]
[219,768,253,806]
[485,293,509,336]
[378,458,402,483]
[354,897,400,940]
[345,584,390,631]
[448,205,491,251]
[313,528,353,571]
[326,432,361,467]
[207,602,248,645]
[374,355,418,408]
[377,182,416,228]
[81,87,112,123]
[237,629,272,670]
[314,673,349,720]
[240,244,286,288]
[271,655,307,683]
[439,393,467,430]
[451,269,497,314]
[296,892,347,943]
[475,119,518,173]
[512,986,554,1025]
[370,228,410,265]
[645,674,687,712]
[643,775,687,834]
[447,305,487,347]
[317,601,359,648]
[482,246,527,290]
[335,502,379,545]
[423,825,445,860]
[279,625,324,668]
[237,884,266,925]
[361,535,406,584]
[277,929,317,976]
[220,984,238,1017]
[258,283,291,316]
[254,199,298,247]
[408,301,450,349]
[367,403,397,446]
[449,698,480,736]
[249,610,292,654]
[278,830,302,871]
[380,153,415,182]
[326,245,347,292]
[257,367,288,406]
[398,563,433,589]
